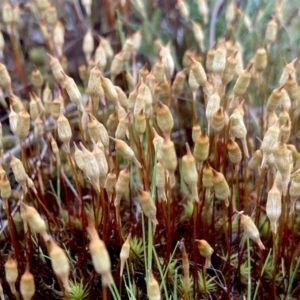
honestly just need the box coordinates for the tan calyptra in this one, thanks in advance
[87,216,113,286]
[266,181,281,234]
[120,233,131,276]
[114,164,130,207]
[48,238,70,292]
[4,255,18,295]
[181,143,199,202]
[196,239,214,269]
[240,213,265,250]
[211,169,230,206]
[57,111,72,153]
[138,189,158,227]
[109,137,142,168]
[105,171,116,203]
[20,264,35,300]
[147,271,161,300]
[20,202,50,242]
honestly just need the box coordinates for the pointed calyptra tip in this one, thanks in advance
[109,136,117,143]
[185,143,192,155]
[278,84,286,92]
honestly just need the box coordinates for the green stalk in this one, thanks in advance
[173,269,178,300]
[253,249,272,300]
[247,237,251,300]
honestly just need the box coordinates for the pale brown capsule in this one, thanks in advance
[197,0,208,24]
[48,238,70,292]
[115,113,130,140]
[134,80,152,117]
[83,30,94,62]
[202,163,213,199]
[132,29,142,52]
[20,264,35,300]
[121,37,134,61]
[193,131,209,168]
[265,17,278,46]
[254,47,267,72]
[156,102,174,137]
[229,104,249,157]
[10,153,27,186]
[134,110,146,136]
[36,0,50,11]
[138,189,158,226]
[213,40,226,74]
[222,50,238,85]
[88,114,109,150]
[182,48,194,69]
[285,73,299,105]
[159,136,177,187]
[139,63,149,82]
[73,142,85,171]
[106,112,119,133]
[4,255,18,295]
[48,54,65,87]
[189,55,207,86]
[182,143,199,202]
[94,44,107,73]
[265,111,278,130]
[53,21,65,57]
[46,4,57,25]
[120,234,131,276]
[2,2,13,26]
[9,94,23,113]
[0,174,11,202]
[29,94,39,121]
[31,68,44,91]
[196,239,213,269]
[100,75,118,105]
[152,57,165,83]
[233,63,252,96]
[240,214,265,250]
[225,2,236,26]
[266,182,281,234]
[227,138,242,169]
[50,135,59,156]
[51,96,62,120]
[87,216,113,285]
[9,105,18,134]
[188,69,199,93]
[20,202,49,241]
[212,170,230,206]
[206,45,216,74]
[147,271,161,300]
[15,106,30,141]
[211,107,225,133]
[0,63,12,94]
[57,111,72,152]
[261,120,280,168]
[110,137,142,168]
[159,42,175,79]
[125,71,134,90]
[280,88,291,112]
[172,69,186,97]
[279,120,291,143]
[191,21,204,52]
[192,121,201,143]
[110,52,124,82]
[80,143,101,192]
[87,65,103,100]
[247,149,263,172]
[206,92,221,135]
[114,165,130,207]
[105,171,116,203]
[93,141,108,187]
[273,140,291,195]
[62,72,83,110]
[156,162,167,202]
[115,86,128,110]
[279,58,297,87]
[128,84,138,114]
[266,85,286,112]
[116,101,127,120]
[177,0,189,21]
